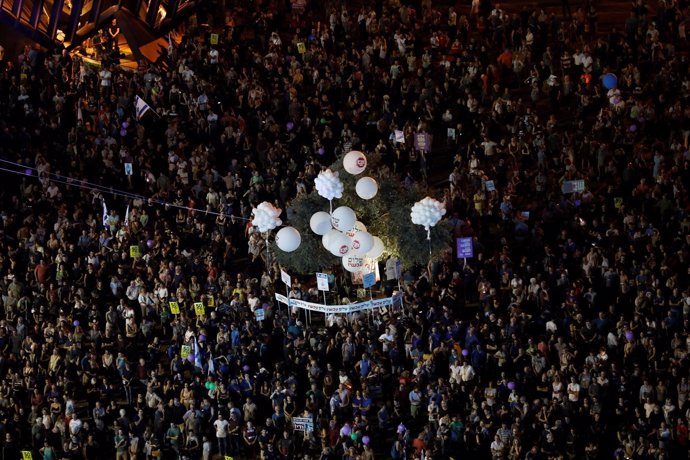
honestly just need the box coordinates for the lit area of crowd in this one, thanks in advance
[0,0,689,459]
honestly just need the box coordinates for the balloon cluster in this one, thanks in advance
[307,151,386,271]
[410,197,446,237]
[250,201,303,254]
[251,201,283,233]
[314,169,344,201]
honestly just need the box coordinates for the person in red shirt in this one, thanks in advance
[34,259,49,285]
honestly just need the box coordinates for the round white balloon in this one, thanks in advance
[328,232,352,257]
[275,227,301,252]
[309,211,332,235]
[366,236,385,259]
[342,254,365,273]
[345,221,367,238]
[343,151,367,175]
[322,229,340,251]
[355,177,378,200]
[351,231,374,255]
[331,206,356,232]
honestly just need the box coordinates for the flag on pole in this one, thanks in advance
[193,337,202,369]
[207,352,215,375]
[135,95,152,120]
[124,205,130,228]
[102,201,109,229]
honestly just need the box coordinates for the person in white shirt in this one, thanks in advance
[208,47,219,65]
[567,376,580,402]
[213,414,229,456]
[459,362,476,382]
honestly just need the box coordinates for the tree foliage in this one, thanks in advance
[273,154,451,274]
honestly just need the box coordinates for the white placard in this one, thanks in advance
[281,270,291,287]
[316,272,329,291]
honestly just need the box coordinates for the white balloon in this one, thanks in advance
[342,254,366,273]
[345,221,367,238]
[310,211,332,235]
[275,227,301,252]
[366,236,385,259]
[314,169,344,201]
[251,201,282,233]
[343,151,367,175]
[322,229,340,251]
[351,231,374,255]
[328,232,352,257]
[331,206,356,232]
[355,177,378,200]
[410,196,446,229]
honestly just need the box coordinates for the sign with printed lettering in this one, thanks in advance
[180,345,191,359]
[210,33,219,45]
[363,272,376,289]
[297,42,306,54]
[293,416,314,432]
[485,180,496,192]
[281,270,291,287]
[169,301,180,315]
[124,163,133,176]
[129,245,140,258]
[206,295,215,307]
[614,197,623,209]
[456,237,474,259]
[316,273,329,292]
[255,308,265,321]
[194,302,205,316]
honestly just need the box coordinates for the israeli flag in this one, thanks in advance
[135,95,152,120]
[194,337,202,369]
[102,201,109,229]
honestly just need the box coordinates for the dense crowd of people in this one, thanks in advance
[0,0,689,458]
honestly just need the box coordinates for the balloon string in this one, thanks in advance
[427,227,431,256]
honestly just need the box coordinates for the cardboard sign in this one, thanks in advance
[180,345,191,359]
[129,245,140,258]
[194,302,205,316]
[169,301,180,315]
[293,416,314,432]
[124,163,133,176]
[207,295,215,307]
[316,273,329,291]
[255,308,265,321]
[210,33,219,45]
[22,452,33,460]
[297,42,306,54]
[456,237,474,259]
[281,270,291,287]
[363,272,376,289]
